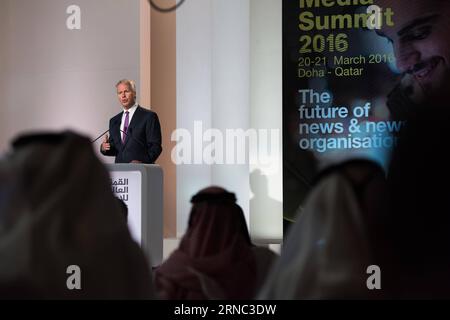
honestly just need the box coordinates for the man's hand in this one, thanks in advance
[101,134,111,152]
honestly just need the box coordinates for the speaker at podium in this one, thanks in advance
[107,164,163,267]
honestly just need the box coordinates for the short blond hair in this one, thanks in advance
[116,79,136,94]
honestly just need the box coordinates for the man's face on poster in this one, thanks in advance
[376,0,450,105]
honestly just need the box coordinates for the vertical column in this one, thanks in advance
[211,0,251,219]
[175,0,282,241]
[140,0,151,107]
[249,0,283,242]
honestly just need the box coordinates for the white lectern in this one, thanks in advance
[107,164,163,267]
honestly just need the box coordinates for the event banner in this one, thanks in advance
[283,0,417,224]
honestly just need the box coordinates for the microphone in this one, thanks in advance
[91,129,110,143]
[92,119,120,143]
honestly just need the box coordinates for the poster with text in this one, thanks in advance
[283,0,421,224]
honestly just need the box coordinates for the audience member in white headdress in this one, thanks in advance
[258,159,387,299]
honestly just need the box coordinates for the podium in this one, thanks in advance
[107,164,163,267]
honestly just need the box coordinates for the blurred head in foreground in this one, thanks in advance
[0,131,153,299]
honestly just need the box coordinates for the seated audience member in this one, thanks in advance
[154,186,277,300]
[0,131,153,299]
[116,198,129,221]
[258,159,388,299]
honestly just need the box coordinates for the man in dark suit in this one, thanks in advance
[101,79,162,164]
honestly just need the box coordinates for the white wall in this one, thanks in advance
[176,0,282,242]
[176,0,251,236]
[211,0,251,221]
[0,0,283,241]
